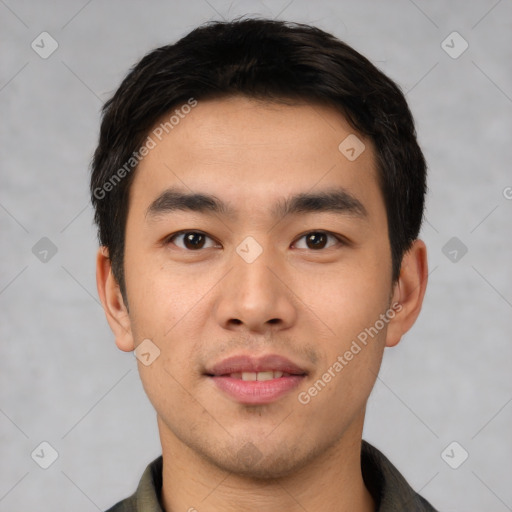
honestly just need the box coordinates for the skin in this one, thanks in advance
[97,96,428,512]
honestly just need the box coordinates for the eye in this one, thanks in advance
[165,230,344,251]
[293,231,342,250]
[166,231,218,250]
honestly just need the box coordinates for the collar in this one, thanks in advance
[107,441,437,511]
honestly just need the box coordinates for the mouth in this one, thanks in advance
[204,354,308,404]
[217,371,300,380]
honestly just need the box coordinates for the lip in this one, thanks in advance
[205,354,308,405]
[210,375,305,404]
[205,354,308,376]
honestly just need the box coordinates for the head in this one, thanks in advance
[92,18,428,479]
[91,18,426,302]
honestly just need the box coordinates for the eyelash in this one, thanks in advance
[164,230,346,251]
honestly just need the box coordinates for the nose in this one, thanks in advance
[213,240,297,334]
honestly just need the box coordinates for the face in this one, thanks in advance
[119,96,398,478]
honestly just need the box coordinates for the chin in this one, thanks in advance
[204,441,315,481]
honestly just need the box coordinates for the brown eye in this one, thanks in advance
[294,231,340,250]
[306,232,327,249]
[183,232,206,249]
[167,231,216,250]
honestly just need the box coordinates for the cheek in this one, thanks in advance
[306,282,389,409]
[124,251,197,336]
[131,291,205,419]
[125,261,208,380]
[297,258,391,406]
[299,257,391,339]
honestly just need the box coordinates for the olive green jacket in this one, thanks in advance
[105,441,438,511]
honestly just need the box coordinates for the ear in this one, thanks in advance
[96,247,135,352]
[385,239,428,348]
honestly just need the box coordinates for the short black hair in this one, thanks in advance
[90,17,427,299]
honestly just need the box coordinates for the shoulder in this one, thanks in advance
[103,456,164,512]
[104,496,137,511]
[362,441,439,511]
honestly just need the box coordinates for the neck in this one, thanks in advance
[158,415,375,512]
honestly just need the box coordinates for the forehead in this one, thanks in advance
[128,95,382,223]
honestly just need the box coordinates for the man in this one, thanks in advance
[91,17,435,511]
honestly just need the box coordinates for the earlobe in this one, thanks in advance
[96,247,135,352]
[385,239,428,348]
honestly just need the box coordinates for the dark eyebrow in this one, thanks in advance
[146,188,236,219]
[145,186,367,221]
[272,189,367,219]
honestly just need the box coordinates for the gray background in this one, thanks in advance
[1,0,511,510]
